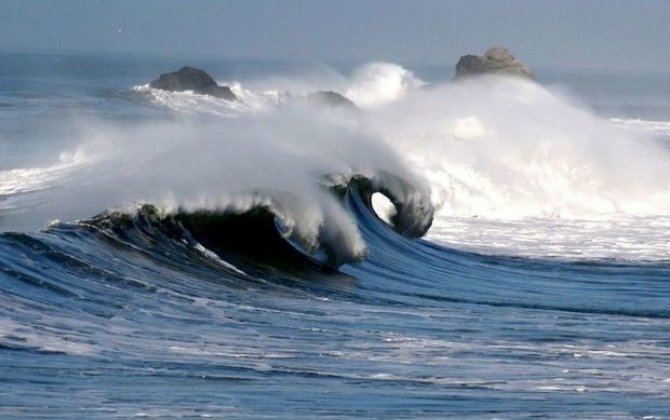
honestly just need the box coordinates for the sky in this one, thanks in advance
[1,0,669,70]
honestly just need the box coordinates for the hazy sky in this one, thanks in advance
[1,0,669,70]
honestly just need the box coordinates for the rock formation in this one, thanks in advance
[150,66,237,100]
[455,47,534,80]
[304,91,357,109]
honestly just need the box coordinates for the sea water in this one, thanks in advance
[1,52,669,418]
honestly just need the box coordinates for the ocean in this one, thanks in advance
[1,52,669,418]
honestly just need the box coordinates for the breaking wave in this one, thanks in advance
[2,61,670,261]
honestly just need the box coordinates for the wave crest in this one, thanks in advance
[80,169,434,269]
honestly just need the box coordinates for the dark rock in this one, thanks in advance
[455,47,534,80]
[150,66,237,100]
[304,91,357,109]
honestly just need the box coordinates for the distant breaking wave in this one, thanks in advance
[610,117,670,137]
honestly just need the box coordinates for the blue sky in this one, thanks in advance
[1,0,669,70]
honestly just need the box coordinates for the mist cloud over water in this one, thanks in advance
[366,75,670,219]
[0,102,431,264]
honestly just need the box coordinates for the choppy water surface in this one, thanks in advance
[1,53,669,418]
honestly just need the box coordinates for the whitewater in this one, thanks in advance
[1,53,669,418]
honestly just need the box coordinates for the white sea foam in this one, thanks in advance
[368,76,670,219]
[610,117,670,137]
[0,318,98,356]
[132,84,250,116]
[360,74,670,260]
[344,62,424,109]
[428,215,670,261]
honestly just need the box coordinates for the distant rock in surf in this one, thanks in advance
[150,66,237,100]
[304,91,357,109]
[455,47,535,80]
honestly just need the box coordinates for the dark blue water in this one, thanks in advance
[1,52,670,418]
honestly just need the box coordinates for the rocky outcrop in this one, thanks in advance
[455,47,534,80]
[304,91,357,109]
[150,66,237,100]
